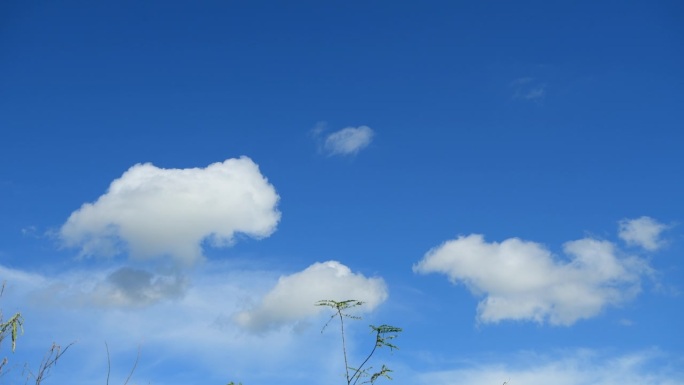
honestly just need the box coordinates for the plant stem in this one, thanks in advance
[338,309,351,385]
[350,337,378,385]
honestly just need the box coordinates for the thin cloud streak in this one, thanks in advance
[413,349,684,385]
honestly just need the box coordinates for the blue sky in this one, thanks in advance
[1,1,683,384]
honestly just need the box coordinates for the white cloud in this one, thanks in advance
[619,216,668,251]
[413,234,651,325]
[60,157,280,265]
[413,349,684,385]
[235,261,388,332]
[323,126,374,156]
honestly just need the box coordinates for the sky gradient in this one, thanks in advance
[1,1,683,384]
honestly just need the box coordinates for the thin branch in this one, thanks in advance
[350,339,378,385]
[122,345,140,385]
[24,342,73,385]
[105,342,140,385]
[338,310,350,385]
[105,342,111,385]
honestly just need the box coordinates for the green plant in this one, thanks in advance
[0,282,25,377]
[1,282,71,385]
[316,300,401,385]
[0,313,24,354]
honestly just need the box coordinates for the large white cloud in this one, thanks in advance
[60,157,280,264]
[323,126,374,156]
[413,234,651,325]
[619,216,668,251]
[234,261,388,332]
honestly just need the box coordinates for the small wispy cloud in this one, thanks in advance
[311,123,375,156]
[511,77,547,101]
[618,216,669,251]
[21,225,41,238]
[310,121,328,137]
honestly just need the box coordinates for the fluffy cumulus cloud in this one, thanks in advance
[60,157,280,265]
[618,216,668,251]
[413,233,652,325]
[322,126,374,156]
[235,261,388,332]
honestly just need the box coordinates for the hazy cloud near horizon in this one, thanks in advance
[414,348,682,385]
